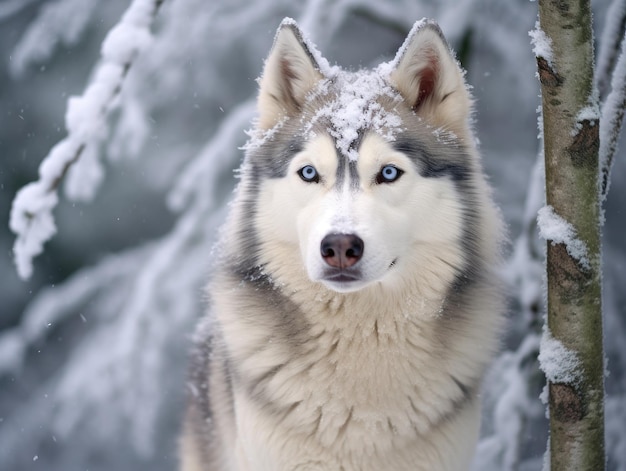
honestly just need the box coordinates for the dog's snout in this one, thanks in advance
[320,233,364,269]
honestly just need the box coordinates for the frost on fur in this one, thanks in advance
[257,18,469,162]
[256,20,326,130]
[304,72,403,161]
[256,19,402,160]
[386,20,472,140]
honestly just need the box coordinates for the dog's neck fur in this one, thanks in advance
[213,249,486,467]
[224,239,477,436]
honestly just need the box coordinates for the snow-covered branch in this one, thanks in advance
[600,27,626,200]
[596,0,626,102]
[9,0,164,280]
[0,96,249,460]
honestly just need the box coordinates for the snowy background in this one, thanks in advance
[0,0,625,470]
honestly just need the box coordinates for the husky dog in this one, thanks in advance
[181,17,504,471]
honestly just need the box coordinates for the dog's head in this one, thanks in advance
[240,18,479,294]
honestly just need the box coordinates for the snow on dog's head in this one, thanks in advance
[252,18,473,151]
[241,18,478,294]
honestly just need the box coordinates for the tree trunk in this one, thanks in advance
[536,1,605,470]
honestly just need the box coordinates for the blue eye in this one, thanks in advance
[298,165,320,183]
[376,165,403,184]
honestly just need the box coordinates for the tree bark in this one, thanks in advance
[536,1,605,470]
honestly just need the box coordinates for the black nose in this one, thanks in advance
[320,233,364,269]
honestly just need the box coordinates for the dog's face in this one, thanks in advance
[255,131,466,293]
[245,19,474,293]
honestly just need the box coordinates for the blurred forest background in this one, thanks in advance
[0,0,624,470]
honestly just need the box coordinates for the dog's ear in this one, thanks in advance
[257,19,325,130]
[388,20,472,135]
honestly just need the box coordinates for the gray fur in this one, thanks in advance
[180,18,504,471]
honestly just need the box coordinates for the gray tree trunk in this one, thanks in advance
[536,1,605,470]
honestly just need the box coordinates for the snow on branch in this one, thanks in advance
[596,0,626,102]
[600,27,626,201]
[537,205,590,270]
[9,0,164,280]
[529,21,554,65]
[0,99,250,456]
[538,326,582,387]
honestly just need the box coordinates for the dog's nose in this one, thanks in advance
[320,233,364,269]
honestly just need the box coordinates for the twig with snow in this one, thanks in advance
[595,0,626,102]
[8,0,164,280]
[600,27,626,200]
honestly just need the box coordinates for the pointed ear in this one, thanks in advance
[257,19,325,130]
[388,20,472,135]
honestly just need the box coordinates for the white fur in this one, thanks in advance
[257,23,324,130]
[181,18,504,471]
[388,21,473,141]
[256,133,465,295]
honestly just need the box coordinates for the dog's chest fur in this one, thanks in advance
[215,277,476,470]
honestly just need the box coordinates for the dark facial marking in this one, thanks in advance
[393,137,468,181]
[335,152,347,188]
[253,138,303,179]
[348,160,360,189]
